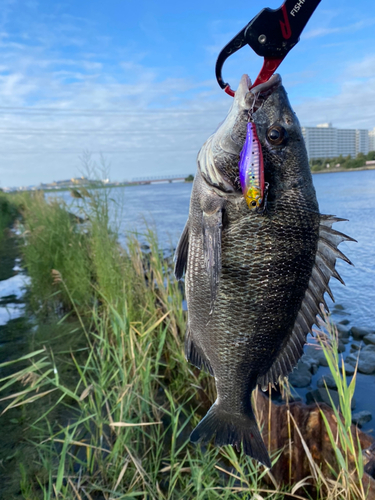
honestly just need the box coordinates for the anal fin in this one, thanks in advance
[185,328,214,376]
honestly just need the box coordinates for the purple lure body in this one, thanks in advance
[239,122,264,209]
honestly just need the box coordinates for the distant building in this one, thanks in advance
[39,177,93,190]
[369,128,375,152]
[356,129,369,155]
[301,123,370,159]
[302,123,338,159]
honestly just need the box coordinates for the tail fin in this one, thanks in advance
[190,401,271,468]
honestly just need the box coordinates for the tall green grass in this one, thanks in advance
[18,189,129,315]
[316,319,367,499]
[0,187,371,499]
[0,192,19,242]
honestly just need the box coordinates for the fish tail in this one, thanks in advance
[190,401,271,468]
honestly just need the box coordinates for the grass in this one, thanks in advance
[0,188,372,499]
[0,192,20,243]
[315,319,367,499]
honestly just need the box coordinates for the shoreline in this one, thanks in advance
[311,165,375,174]
[4,167,375,194]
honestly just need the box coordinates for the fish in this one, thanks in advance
[174,73,354,468]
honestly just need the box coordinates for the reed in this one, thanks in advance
[0,187,370,499]
[0,192,19,242]
[316,318,367,499]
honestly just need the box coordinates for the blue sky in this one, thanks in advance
[1,0,375,187]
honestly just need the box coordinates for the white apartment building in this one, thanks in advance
[369,128,375,152]
[301,123,371,159]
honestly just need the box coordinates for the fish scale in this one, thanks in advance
[175,74,354,467]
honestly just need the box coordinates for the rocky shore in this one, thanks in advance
[287,311,375,433]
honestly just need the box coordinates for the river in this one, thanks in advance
[93,169,373,331]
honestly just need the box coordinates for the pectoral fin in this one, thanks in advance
[202,206,224,311]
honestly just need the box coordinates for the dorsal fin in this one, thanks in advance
[257,215,355,388]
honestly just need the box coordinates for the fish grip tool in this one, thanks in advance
[215,0,321,96]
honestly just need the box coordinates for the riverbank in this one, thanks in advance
[312,166,375,174]
[0,189,374,499]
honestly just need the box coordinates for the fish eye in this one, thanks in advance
[266,126,287,146]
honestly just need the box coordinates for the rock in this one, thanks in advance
[337,340,346,353]
[349,343,375,353]
[336,323,350,339]
[351,326,373,340]
[364,443,375,480]
[332,304,348,316]
[345,350,375,374]
[304,345,329,367]
[310,362,319,375]
[334,304,345,311]
[317,374,337,390]
[365,459,375,480]
[306,388,355,410]
[339,319,350,326]
[352,411,372,428]
[351,341,362,351]
[363,334,375,346]
[343,363,355,376]
[345,353,358,367]
[288,360,312,388]
[357,352,375,374]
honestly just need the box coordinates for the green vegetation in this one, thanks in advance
[0,192,20,243]
[0,189,372,499]
[185,174,194,182]
[310,151,375,172]
[317,322,366,499]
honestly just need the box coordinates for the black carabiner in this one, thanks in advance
[215,0,321,96]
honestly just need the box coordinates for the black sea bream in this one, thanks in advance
[174,74,353,467]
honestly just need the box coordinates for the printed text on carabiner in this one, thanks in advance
[290,0,306,17]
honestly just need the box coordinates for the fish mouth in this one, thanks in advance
[237,74,282,208]
[245,74,282,116]
[196,73,283,195]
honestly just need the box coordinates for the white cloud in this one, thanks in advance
[293,56,375,129]
[304,18,375,39]
[0,3,374,189]
[0,35,228,187]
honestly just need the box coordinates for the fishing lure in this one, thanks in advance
[239,122,264,210]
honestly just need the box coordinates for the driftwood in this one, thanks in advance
[254,390,375,495]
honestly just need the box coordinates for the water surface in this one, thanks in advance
[101,170,374,330]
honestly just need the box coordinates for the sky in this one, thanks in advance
[1,0,375,187]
